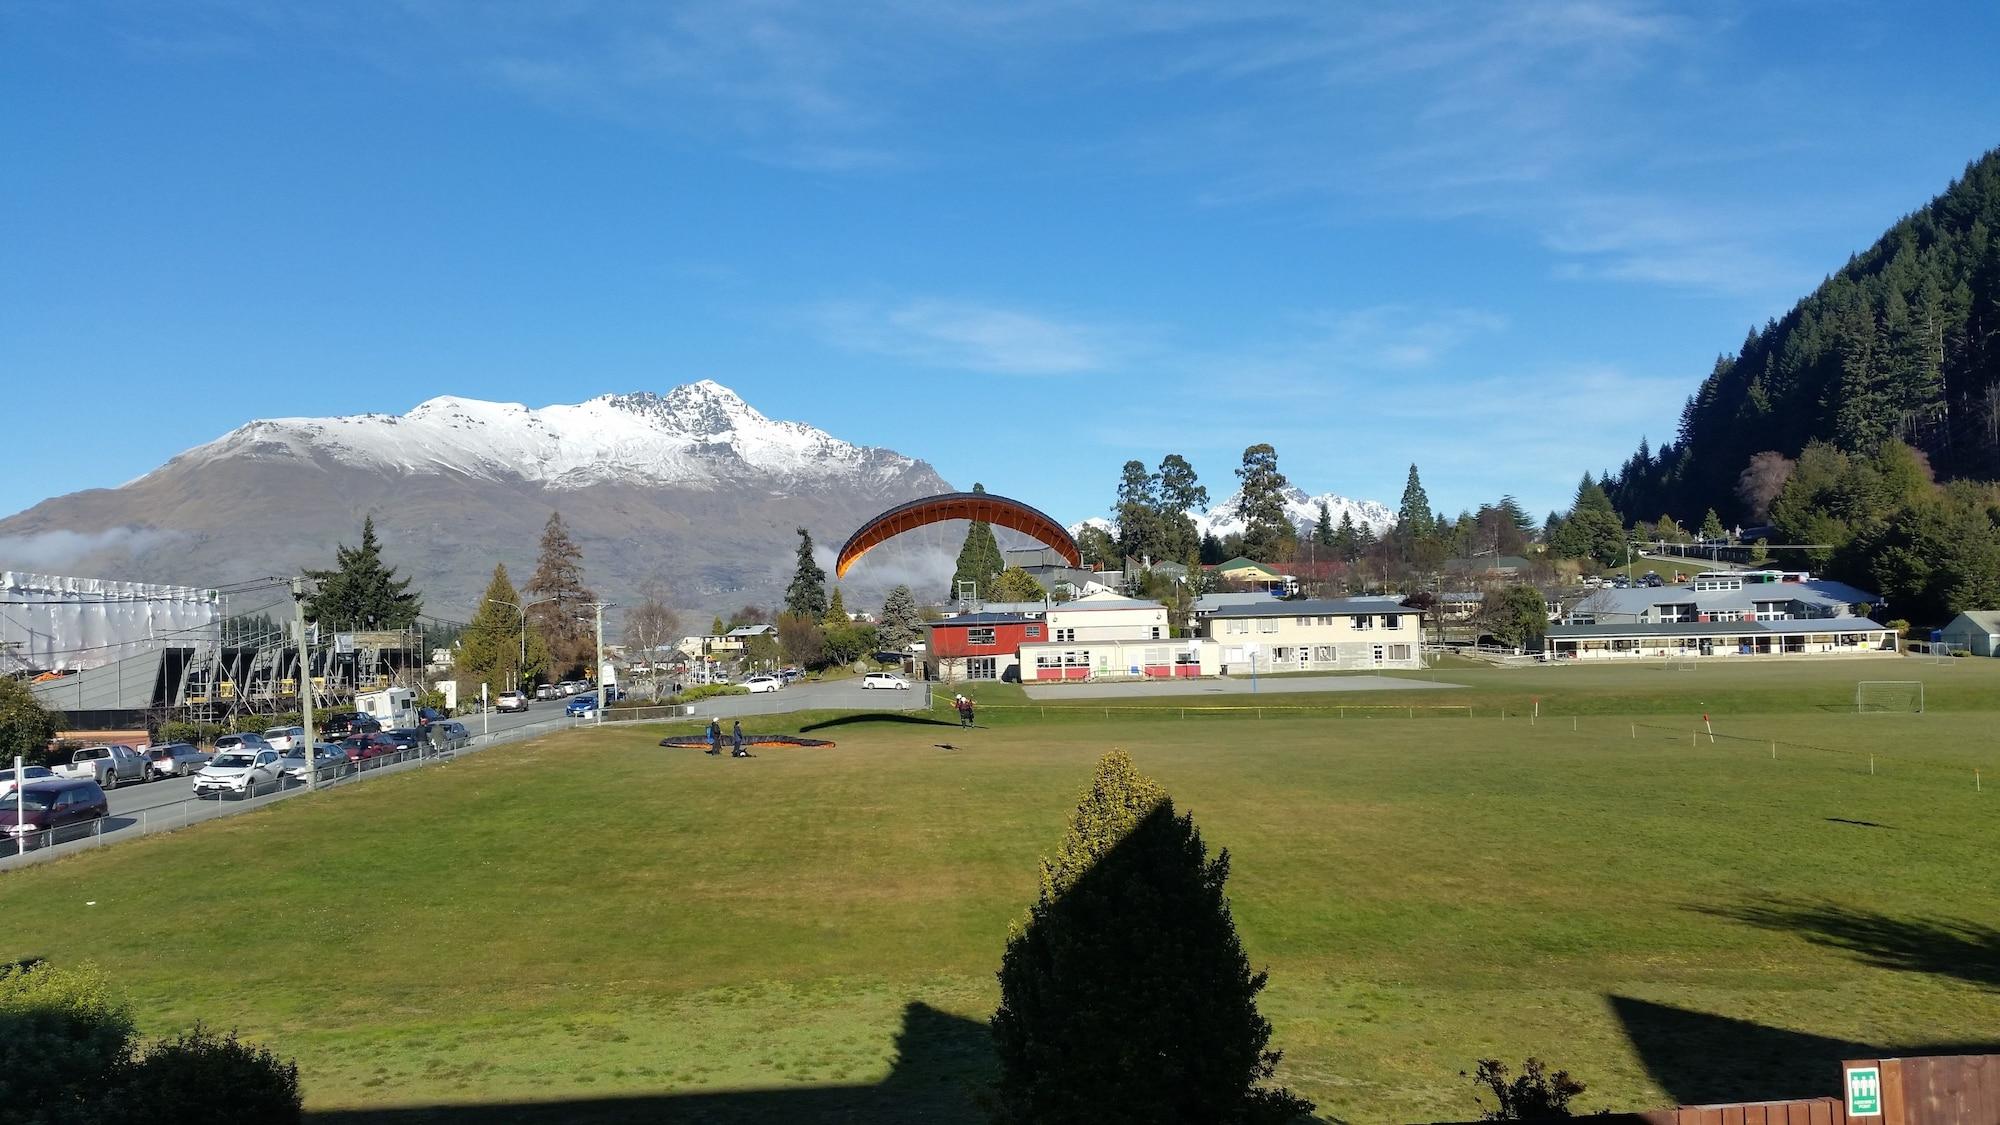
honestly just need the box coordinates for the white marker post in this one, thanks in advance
[482,683,489,737]
[13,755,23,857]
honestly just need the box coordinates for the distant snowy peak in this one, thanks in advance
[168,380,934,492]
[1067,487,1394,544]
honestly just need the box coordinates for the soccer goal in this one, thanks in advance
[1930,642,1966,664]
[1663,654,1698,671]
[1854,680,1924,714]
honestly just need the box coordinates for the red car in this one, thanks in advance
[1,778,110,849]
[341,733,402,763]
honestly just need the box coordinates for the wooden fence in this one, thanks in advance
[1424,1054,1998,1125]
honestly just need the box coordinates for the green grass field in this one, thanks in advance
[3,660,1998,1124]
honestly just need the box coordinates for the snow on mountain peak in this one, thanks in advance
[181,381,927,492]
[1067,489,1395,543]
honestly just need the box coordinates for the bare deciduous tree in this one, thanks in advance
[1735,451,1796,523]
[621,578,682,701]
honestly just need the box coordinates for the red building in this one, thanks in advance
[922,613,1045,682]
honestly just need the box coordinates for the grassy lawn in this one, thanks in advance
[2,661,1998,1123]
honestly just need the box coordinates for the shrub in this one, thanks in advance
[669,685,749,704]
[992,751,1313,1124]
[0,959,138,1125]
[0,677,60,765]
[156,722,226,748]
[107,1024,301,1125]
[1466,1057,1588,1120]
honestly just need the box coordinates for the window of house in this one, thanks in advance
[1056,628,1076,642]
[968,657,997,680]
[1389,644,1411,661]
[1295,617,1312,627]
[1224,620,1247,636]
[1313,645,1336,662]
[1150,626,1161,640]
[1025,625,1042,639]
[967,627,996,646]
[1383,614,1399,629]
[1257,618,1279,634]
[1353,615,1374,630]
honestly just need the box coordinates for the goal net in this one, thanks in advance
[1931,642,1965,664]
[1663,654,1697,671]
[1854,680,1924,714]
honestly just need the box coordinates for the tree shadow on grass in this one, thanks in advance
[797,713,959,733]
[305,1002,994,1124]
[1697,897,2000,990]
[1609,995,2000,1107]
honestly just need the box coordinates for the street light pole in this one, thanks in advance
[291,577,317,792]
[582,602,612,725]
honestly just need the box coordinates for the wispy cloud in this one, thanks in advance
[812,298,1137,375]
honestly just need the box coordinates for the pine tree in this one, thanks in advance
[992,750,1312,1124]
[1114,460,1161,562]
[709,615,725,638]
[1699,508,1726,540]
[786,528,829,619]
[877,585,923,650]
[1235,444,1293,562]
[824,586,848,627]
[1313,501,1335,547]
[989,566,1047,603]
[457,564,549,697]
[303,516,422,631]
[524,512,597,680]
[1396,464,1435,542]
[1331,511,1360,562]
[950,483,1005,600]
[1155,454,1208,561]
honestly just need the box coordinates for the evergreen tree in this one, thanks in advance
[1395,464,1435,542]
[950,483,1006,600]
[992,750,1313,1124]
[1699,508,1727,540]
[823,586,848,626]
[786,528,829,619]
[1550,478,1627,566]
[1076,525,1119,569]
[1235,444,1294,561]
[877,584,923,651]
[1114,460,1162,561]
[1313,501,1335,547]
[1331,510,1360,562]
[457,564,549,697]
[0,675,59,764]
[524,512,597,680]
[1198,531,1226,566]
[1155,454,1209,561]
[303,516,422,631]
[709,615,725,637]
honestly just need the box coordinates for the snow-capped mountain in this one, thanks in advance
[1068,488,1394,546]
[160,380,921,491]
[2,381,950,615]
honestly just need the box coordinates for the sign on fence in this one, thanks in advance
[1846,1064,1881,1116]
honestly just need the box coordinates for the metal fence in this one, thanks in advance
[0,713,578,872]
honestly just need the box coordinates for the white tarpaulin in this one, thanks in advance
[1,571,221,674]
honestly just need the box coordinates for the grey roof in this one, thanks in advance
[1565,576,1877,621]
[927,612,1037,627]
[1946,610,2000,633]
[1194,592,1282,613]
[1546,618,1891,640]
[1049,594,1164,612]
[724,624,776,638]
[1207,597,1409,619]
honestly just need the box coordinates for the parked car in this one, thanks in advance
[143,742,211,780]
[262,726,305,752]
[319,712,375,739]
[779,667,804,684]
[427,720,471,751]
[743,675,782,694]
[0,778,109,847]
[50,744,148,790]
[533,684,559,701]
[342,733,403,763]
[496,691,530,713]
[563,680,588,696]
[416,707,448,727]
[861,672,910,691]
[279,744,351,783]
[381,728,424,752]
[564,694,598,717]
[0,764,56,800]
[212,733,273,756]
[191,749,284,799]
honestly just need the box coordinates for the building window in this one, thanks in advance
[1353,615,1374,630]
[1150,627,1161,639]
[1025,625,1042,639]
[1056,628,1076,643]
[967,627,996,646]
[967,657,997,680]
[1371,644,1384,663]
[1224,620,1247,636]
[1384,614,1399,629]
[1389,644,1411,661]
[1257,618,1279,634]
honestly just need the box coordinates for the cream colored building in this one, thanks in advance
[1203,597,1423,672]
[1018,594,1217,681]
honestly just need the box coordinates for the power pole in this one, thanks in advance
[585,602,612,726]
[291,577,317,792]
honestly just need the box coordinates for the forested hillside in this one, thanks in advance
[1608,148,2000,523]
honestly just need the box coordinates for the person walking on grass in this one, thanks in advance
[963,696,976,728]
[706,717,721,756]
[732,720,745,757]
[954,694,969,728]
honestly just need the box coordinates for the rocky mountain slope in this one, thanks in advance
[0,382,951,619]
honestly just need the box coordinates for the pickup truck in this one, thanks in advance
[50,744,149,790]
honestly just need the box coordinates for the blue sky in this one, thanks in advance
[4,1,1997,529]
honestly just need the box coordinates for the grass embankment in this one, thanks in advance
[1,661,1996,1123]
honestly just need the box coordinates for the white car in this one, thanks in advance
[742,675,782,694]
[861,672,910,690]
[192,749,285,799]
[262,726,305,752]
[0,765,56,800]
[496,691,530,713]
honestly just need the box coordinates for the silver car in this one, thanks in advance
[144,743,212,780]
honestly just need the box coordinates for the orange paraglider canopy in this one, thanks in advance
[836,491,1080,579]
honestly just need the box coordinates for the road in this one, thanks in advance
[679,679,928,720]
[1022,674,1464,700]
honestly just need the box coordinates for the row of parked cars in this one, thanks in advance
[0,717,477,850]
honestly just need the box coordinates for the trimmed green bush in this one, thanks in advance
[0,960,138,1125]
[108,1024,301,1125]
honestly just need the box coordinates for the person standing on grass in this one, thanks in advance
[732,720,745,757]
[954,694,969,727]
[964,697,976,728]
[706,717,721,755]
